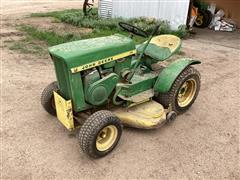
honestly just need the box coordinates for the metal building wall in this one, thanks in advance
[99,0,190,30]
[98,0,113,18]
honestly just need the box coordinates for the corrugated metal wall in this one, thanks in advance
[98,0,113,18]
[99,0,190,30]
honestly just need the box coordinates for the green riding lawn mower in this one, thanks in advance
[41,22,201,158]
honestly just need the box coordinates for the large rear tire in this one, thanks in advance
[195,10,210,28]
[205,10,213,27]
[79,110,122,158]
[157,66,201,114]
[41,81,58,116]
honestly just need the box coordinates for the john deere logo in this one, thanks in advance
[71,50,136,73]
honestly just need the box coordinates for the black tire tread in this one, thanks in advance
[79,110,122,158]
[205,10,213,27]
[41,81,58,116]
[195,10,209,28]
[158,66,201,114]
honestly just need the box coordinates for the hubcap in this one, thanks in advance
[96,125,118,152]
[177,79,197,107]
[195,14,204,26]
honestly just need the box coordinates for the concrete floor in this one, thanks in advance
[192,28,240,49]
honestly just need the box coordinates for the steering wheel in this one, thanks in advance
[119,22,148,38]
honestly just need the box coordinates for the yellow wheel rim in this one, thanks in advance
[96,125,118,152]
[195,14,204,26]
[177,79,197,107]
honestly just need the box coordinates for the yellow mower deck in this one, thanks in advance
[54,91,167,130]
[113,101,167,129]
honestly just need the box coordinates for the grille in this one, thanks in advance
[99,0,113,18]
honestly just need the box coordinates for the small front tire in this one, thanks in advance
[41,81,58,116]
[79,110,123,158]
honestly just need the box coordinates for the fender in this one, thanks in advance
[154,58,201,93]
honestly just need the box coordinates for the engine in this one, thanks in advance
[83,68,119,106]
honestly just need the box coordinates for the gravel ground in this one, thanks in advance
[1,1,240,179]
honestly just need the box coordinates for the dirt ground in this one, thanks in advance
[1,1,240,180]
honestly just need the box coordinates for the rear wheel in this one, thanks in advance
[205,10,213,27]
[157,66,201,114]
[195,10,210,28]
[79,110,122,158]
[41,81,58,116]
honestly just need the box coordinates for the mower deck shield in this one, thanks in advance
[53,91,74,130]
[113,100,167,129]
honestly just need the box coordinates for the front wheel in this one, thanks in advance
[41,81,58,116]
[79,110,123,158]
[157,66,201,114]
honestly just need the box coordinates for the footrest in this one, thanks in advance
[118,89,154,103]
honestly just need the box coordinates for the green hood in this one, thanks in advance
[49,34,135,69]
